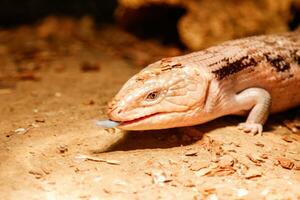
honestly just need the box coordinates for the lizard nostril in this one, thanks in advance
[109,106,123,115]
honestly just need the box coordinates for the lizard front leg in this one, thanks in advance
[233,88,271,135]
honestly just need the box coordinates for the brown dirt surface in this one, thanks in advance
[1,17,300,200]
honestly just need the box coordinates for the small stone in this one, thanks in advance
[33,109,39,113]
[57,145,68,153]
[14,128,28,135]
[151,171,172,185]
[236,188,249,197]
[84,99,95,105]
[54,92,61,97]
[207,194,218,200]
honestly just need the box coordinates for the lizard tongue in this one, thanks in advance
[96,120,120,129]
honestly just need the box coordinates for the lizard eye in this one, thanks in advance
[145,91,160,101]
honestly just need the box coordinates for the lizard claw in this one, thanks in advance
[238,122,263,136]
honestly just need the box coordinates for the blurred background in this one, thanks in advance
[0,0,117,26]
[0,0,299,50]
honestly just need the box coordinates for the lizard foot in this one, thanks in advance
[238,123,263,135]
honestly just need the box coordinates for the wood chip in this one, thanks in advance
[183,179,195,187]
[35,118,45,123]
[218,155,234,168]
[247,153,264,165]
[283,120,300,133]
[195,168,212,177]
[294,162,300,170]
[41,167,51,175]
[259,153,269,159]
[189,161,210,171]
[277,157,294,169]
[14,124,37,135]
[282,136,293,143]
[207,166,235,176]
[75,154,120,165]
[184,149,198,156]
[227,149,237,153]
[244,169,262,179]
[28,168,47,179]
[202,188,216,196]
[254,142,265,147]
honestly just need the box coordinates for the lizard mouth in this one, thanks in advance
[118,112,162,126]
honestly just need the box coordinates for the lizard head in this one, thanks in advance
[107,60,210,130]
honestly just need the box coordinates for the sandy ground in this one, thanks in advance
[1,18,300,200]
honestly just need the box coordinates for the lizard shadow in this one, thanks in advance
[97,109,298,153]
[93,108,299,153]
[99,116,239,152]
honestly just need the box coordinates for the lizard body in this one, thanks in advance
[107,32,300,134]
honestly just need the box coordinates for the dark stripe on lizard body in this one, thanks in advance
[211,50,300,80]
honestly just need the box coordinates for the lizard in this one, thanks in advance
[106,31,300,135]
